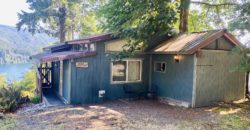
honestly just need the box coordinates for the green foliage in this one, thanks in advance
[0,70,40,112]
[231,46,250,72]
[99,0,178,54]
[79,12,103,37]
[0,25,55,64]
[0,86,22,112]
[17,0,54,34]
[0,74,6,87]
[0,116,16,130]
[16,70,36,94]
[188,10,213,32]
[229,1,250,34]
[17,0,103,41]
[30,95,41,104]
[15,70,39,102]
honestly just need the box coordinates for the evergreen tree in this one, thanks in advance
[17,0,103,42]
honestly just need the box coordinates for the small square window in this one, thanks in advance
[154,62,166,73]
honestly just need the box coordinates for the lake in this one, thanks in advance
[0,63,33,82]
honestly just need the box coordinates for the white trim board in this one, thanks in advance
[191,54,197,108]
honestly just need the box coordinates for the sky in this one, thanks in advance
[0,0,29,27]
[0,0,248,44]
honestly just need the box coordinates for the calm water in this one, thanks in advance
[0,63,33,82]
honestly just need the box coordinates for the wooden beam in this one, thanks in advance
[223,32,242,46]
[187,30,225,54]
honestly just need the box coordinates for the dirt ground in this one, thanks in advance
[2,99,250,130]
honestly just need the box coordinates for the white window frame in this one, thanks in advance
[111,59,143,84]
[154,61,167,73]
[89,43,96,51]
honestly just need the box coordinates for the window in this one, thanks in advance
[89,43,95,51]
[111,59,142,83]
[154,62,166,73]
[72,43,96,52]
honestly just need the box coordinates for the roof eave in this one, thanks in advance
[147,51,189,55]
[186,30,226,54]
[32,51,97,63]
[67,33,115,44]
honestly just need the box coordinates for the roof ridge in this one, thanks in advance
[190,29,226,34]
[67,33,113,43]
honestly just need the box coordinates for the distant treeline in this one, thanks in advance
[0,49,30,64]
[0,25,56,64]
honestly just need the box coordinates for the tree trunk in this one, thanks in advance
[179,0,191,33]
[246,72,249,96]
[59,6,67,43]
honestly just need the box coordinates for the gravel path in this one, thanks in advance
[12,100,218,130]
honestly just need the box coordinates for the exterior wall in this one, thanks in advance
[105,40,127,52]
[69,43,150,104]
[203,37,234,50]
[62,60,71,103]
[151,54,195,105]
[194,50,245,107]
[52,61,60,94]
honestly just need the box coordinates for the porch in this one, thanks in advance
[36,62,63,106]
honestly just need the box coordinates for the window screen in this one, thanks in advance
[112,61,126,82]
[89,43,95,51]
[154,62,166,72]
[128,61,141,81]
[111,59,142,83]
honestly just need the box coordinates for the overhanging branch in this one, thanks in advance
[191,1,239,7]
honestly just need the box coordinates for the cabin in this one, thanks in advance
[33,29,246,107]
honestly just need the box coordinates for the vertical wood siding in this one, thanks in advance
[52,61,60,94]
[69,43,150,104]
[151,54,195,103]
[194,50,245,107]
[62,60,71,102]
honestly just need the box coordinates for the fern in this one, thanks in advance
[0,86,21,112]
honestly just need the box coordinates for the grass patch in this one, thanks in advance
[218,113,250,129]
[0,116,16,130]
[178,101,250,130]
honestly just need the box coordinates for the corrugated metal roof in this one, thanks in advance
[32,51,96,63]
[151,29,239,54]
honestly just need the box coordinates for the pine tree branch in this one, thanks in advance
[191,1,239,7]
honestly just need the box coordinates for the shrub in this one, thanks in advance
[0,74,6,87]
[15,70,36,93]
[15,70,40,104]
[0,86,22,112]
[30,95,41,104]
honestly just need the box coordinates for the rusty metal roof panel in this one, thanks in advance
[151,30,223,54]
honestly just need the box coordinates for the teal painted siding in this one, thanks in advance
[51,44,194,104]
[52,61,60,94]
[151,54,195,103]
[62,60,71,102]
[70,43,149,104]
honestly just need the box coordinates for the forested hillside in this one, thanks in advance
[0,25,56,64]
